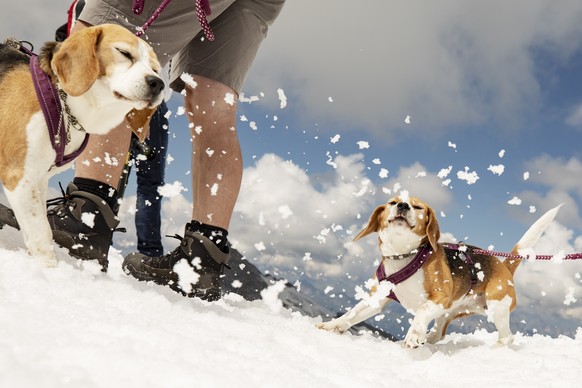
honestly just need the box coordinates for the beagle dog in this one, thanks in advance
[0,24,163,267]
[317,194,560,347]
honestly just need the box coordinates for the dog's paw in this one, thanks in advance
[316,320,348,334]
[404,331,427,348]
[43,256,58,268]
[494,334,514,348]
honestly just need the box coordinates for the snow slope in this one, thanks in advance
[1,225,581,388]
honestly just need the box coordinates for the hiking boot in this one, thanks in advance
[122,223,230,301]
[0,202,19,230]
[47,183,120,271]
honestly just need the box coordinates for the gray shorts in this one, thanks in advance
[79,0,285,93]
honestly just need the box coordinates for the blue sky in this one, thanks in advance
[2,1,582,335]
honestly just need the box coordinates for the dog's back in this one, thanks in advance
[0,43,38,191]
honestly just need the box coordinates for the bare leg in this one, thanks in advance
[184,76,242,230]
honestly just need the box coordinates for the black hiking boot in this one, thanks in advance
[0,202,19,230]
[47,183,121,271]
[122,223,230,301]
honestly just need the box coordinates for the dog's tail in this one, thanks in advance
[506,204,563,275]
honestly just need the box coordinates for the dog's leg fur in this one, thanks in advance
[4,176,56,267]
[404,300,447,348]
[316,298,392,333]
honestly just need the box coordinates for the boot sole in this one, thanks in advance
[123,262,221,302]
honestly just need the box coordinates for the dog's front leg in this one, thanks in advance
[5,180,57,267]
[316,298,391,333]
[404,300,445,348]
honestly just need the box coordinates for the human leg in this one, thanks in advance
[122,0,286,299]
[134,101,169,256]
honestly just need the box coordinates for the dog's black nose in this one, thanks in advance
[397,202,410,212]
[146,75,164,95]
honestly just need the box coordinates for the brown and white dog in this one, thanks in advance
[0,24,163,267]
[317,194,561,347]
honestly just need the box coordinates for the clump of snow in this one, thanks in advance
[157,181,188,197]
[174,258,201,294]
[180,73,198,89]
[224,92,236,106]
[357,141,369,150]
[81,212,96,228]
[508,196,522,205]
[457,167,479,184]
[277,88,287,109]
[488,164,505,175]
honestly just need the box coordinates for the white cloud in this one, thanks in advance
[248,0,582,138]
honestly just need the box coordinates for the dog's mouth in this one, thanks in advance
[390,214,413,227]
[113,91,159,108]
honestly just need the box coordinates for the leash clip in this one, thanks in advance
[4,37,22,50]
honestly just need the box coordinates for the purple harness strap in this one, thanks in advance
[29,54,89,167]
[376,243,478,303]
[375,244,432,302]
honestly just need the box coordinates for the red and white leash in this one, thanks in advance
[133,0,214,40]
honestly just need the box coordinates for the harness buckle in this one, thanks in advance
[4,37,21,50]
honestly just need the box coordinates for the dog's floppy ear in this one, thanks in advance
[52,26,102,96]
[125,108,155,142]
[425,206,440,252]
[354,205,386,241]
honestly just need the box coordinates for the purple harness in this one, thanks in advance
[29,54,89,167]
[376,243,477,303]
[30,54,89,167]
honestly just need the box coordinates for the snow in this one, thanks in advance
[1,234,581,387]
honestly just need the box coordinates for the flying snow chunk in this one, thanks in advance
[372,158,381,165]
[438,166,453,179]
[174,258,201,294]
[254,242,266,252]
[499,149,506,158]
[564,287,577,305]
[379,168,389,179]
[523,171,530,181]
[278,205,293,219]
[328,96,334,102]
[277,88,287,109]
[488,164,505,176]
[330,134,341,144]
[529,206,536,213]
[231,280,243,289]
[260,280,286,313]
[507,196,522,205]
[81,212,96,228]
[405,115,411,124]
[157,181,187,197]
[224,92,236,106]
[448,141,457,149]
[324,286,334,295]
[357,141,370,150]
[180,73,198,90]
[457,167,479,185]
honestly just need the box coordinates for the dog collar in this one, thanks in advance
[29,54,89,167]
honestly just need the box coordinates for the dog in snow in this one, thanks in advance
[317,194,560,347]
[0,24,164,266]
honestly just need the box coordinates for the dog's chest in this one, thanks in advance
[383,258,428,311]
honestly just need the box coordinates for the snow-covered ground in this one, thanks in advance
[1,224,581,388]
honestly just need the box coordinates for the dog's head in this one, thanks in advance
[49,24,164,141]
[354,194,440,255]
